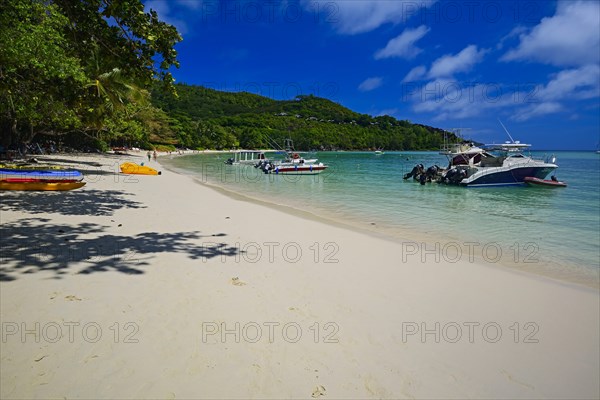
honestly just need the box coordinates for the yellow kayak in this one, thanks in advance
[120,162,161,175]
[0,181,86,191]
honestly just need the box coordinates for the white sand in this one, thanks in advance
[1,153,598,399]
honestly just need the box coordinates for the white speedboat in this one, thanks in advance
[259,138,328,175]
[264,162,328,175]
[440,140,557,187]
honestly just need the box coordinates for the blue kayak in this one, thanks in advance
[0,168,84,181]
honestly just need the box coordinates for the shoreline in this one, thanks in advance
[1,153,598,399]
[160,153,600,290]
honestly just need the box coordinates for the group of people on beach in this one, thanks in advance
[147,150,157,162]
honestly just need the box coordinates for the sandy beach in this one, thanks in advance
[1,153,598,399]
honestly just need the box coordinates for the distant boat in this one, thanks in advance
[374,149,384,155]
[258,139,328,175]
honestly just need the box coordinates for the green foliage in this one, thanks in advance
[0,0,181,149]
[152,85,456,151]
[0,0,87,143]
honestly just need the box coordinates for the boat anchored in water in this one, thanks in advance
[524,176,567,188]
[258,139,328,175]
[438,123,559,187]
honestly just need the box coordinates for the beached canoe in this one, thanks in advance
[0,168,83,181]
[1,178,82,183]
[120,162,161,175]
[524,176,567,188]
[0,181,86,191]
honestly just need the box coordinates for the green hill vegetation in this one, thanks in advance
[151,84,456,151]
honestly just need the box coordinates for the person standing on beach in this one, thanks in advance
[147,151,151,162]
[153,150,157,161]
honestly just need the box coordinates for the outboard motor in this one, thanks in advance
[425,165,440,182]
[404,164,420,180]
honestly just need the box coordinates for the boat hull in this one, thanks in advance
[461,166,556,187]
[0,181,86,191]
[269,165,327,175]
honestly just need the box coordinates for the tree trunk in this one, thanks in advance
[0,117,17,148]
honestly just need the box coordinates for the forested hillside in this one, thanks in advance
[151,84,456,151]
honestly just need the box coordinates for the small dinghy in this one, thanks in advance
[524,176,567,188]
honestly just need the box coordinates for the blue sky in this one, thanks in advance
[144,0,600,150]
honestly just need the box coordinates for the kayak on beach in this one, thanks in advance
[120,162,161,175]
[0,181,86,191]
[0,168,84,181]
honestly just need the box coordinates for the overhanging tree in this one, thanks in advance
[0,0,181,147]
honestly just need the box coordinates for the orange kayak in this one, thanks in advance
[0,181,86,191]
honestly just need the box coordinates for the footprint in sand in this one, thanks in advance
[311,385,326,398]
[230,277,246,286]
[65,295,82,301]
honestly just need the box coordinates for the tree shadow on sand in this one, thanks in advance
[0,218,241,281]
[0,189,146,216]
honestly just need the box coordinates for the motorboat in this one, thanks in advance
[439,123,558,187]
[263,162,328,175]
[454,144,558,186]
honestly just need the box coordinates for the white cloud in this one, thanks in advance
[502,1,600,67]
[510,64,600,121]
[304,0,435,35]
[404,65,600,121]
[496,26,527,50]
[402,65,427,82]
[175,0,203,10]
[377,108,399,117]
[534,65,600,101]
[145,0,188,35]
[409,79,514,120]
[513,102,563,122]
[358,77,383,92]
[428,45,487,79]
[374,25,430,60]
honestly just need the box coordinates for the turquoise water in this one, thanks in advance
[163,151,600,287]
